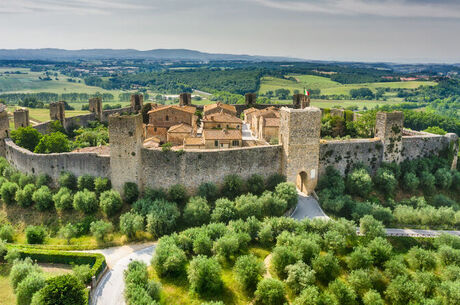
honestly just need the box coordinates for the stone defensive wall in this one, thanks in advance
[140,145,282,191]
[4,139,110,180]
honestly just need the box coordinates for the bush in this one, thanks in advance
[431,194,456,208]
[374,168,397,196]
[212,234,241,261]
[167,184,188,206]
[419,171,436,193]
[94,177,111,195]
[124,283,158,305]
[285,261,316,295]
[15,184,35,208]
[120,212,144,239]
[183,196,210,227]
[221,174,244,199]
[346,168,372,198]
[5,248,20,263]
[192,230,212,256]
[254,278,287,305]
[26,225,47,244]
[235,194,263,220]
[38,274,86,305]
[77,174,95,191]
[10,258,41,291]
[265,173,286,191]
[312,253,340,284]
[123,182,139,204]
[152,237,187,277]
[34,132,71,154]
[58,172,77,190]
[347,268,374,296]
[406,247,436,271]
[359,215,386,241]
[125,261,148,286]
[368,237,393,266]
[328,279,357,305]
[188,255,223,295]
[385,275,424,305]
[0,223,14,242]
[0,240,6,261]
[58,223,77,244]
[347,246,373,270]
[452,171,460,192]
[275,182,297,209]
[433,233,460,250]
[0,181,19,205]
[234,254,265,293]
[259,191,287,217]
[99,190,123,217]
[403,172,419,192]
[435,168,453,189]
[90,220,113,243]
[32,186,53,211]
[16,272,46,305]
[317,166,345,196]
[292,286,320,305]
[362,289,384,305]
[197,182,219,203]
[72,264,92,284]
[36,174,51,188]
[211,198,237,223]
[247,174,265,196]
[271,245,300,279]
[18,174,35,188]
[146,199,180,238]
[143,187,167,202]
[52,187,73,211]
[73,189,98,214]
[11,126,43,152]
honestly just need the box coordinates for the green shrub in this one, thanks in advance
[254,278,287,305]
[0,223,14,242]
[32,186,53,211]
[385,275,424,305]
[197,182,219,203]
[124,283,158,305]
[328,279,357,305]
[431,194,456,208]
[58,223,77,244]
[94,177,111,195]
[18,174,35,188]
[285,261,316,295]
[234,254,265,293]
[73,189,98,214]
[38,274,86,305]
[259,191,287,217]
[275,182,297,209]
[362,289,384,305]
[72,264,92,284]
[359,215,386,241]
[212,234,242,261]
[10,258,41,291]
[292,286,320,305]
[0,240,7,261]
[90,220,113,243]
[146,280,162,301]
[0,181,19,205]
[247,174,265,196]
[433,233,460,250]
[368,237,393,266]
[36,174,51,188]
[34,132,71,154]
[16,272,46,305]
[374,168,397,196]
[58,172,77,190]
[167,184,188,206]
[146,200,180,238]
[235,194,263,220]
[15,184,36,208]
[52,187,73,211]
[26,226,47,244]
[435,168,453,189]
[144,187,167,202]
[11,126,43,152]
[77,174,95,191]
[271,245,300,279]
[99,190,123,217]
[317,166,345,196]
[192,230,212,256]
[123,182,139,204]
[119,212,144,239]
[5,248,20,263]
[211,198,237,223]
[188,255,223,296]
[152,237,187,277]
[347,246,373,270]
[403,172,419,192]
[124,261,148,286]
[221,174,244,199]
[347,168,373,198]
[406,247,437,271]
[265,173,286,191]
[419,171,436,193]
[183,196,210,227]
[452,171,460,192]
[312,252,340,284]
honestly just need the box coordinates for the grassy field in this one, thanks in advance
[7,106,90,123]
[259,74,437,96]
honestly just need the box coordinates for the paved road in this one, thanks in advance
[291,192,329,220]
[91,244,155,305]
[242,124,257,141]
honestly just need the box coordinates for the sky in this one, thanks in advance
[1,0,460,63]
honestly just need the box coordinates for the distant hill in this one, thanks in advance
[0,48,303,62]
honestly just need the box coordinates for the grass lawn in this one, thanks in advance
[7,106,90,123]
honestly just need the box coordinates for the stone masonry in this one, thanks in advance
[375,111,404,163]
[130,94,144,113]
[245,93,257,107]
[179,93,192,106]
[13,108,29,129]
[89,97,103,121]
[293,94,309,109]
[49,101,66,127]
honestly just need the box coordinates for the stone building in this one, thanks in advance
[202,129,242,149]
[167,123,194,145]
[130,94,143,113]
[179,93,192,106]
[202,111,242,130]
[248,107,280,141]
[203,103,237,117]
[375,111,404,163]
[258,116,280,142]
[49,101,66,127]
[293,94,310,109]
[88,97,103,121]
[13,108,30,129]
[146,105,197,143]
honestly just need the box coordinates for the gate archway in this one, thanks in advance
[296,171,308,193]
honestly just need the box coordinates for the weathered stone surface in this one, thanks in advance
[14,108,29,129]
[375,111,404,163]
[49,101,66,126]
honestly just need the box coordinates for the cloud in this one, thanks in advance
[251,0,460,18]
[0,0,154,15]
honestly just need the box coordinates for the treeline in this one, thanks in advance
[0,92,114,104]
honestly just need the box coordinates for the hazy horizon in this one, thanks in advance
[2,0,460,64]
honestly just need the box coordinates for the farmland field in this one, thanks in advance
[7,106,90,123]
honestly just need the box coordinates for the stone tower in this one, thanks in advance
[88,97,103,121]
[293,94,309,109]
[245,93,257,107]
[130,94,144,113]
[375,111,404,163]
[179,93,192,106]
[0,106,10,157]
[279,107,322,195]
[50,101,66,127]
[109,114,144,193]
[13,108,29,129]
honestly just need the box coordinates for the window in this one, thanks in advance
[154,127,157,132]
[237,125,240,129]
[214,140,218,147]
[226,125,229,129]
[232,140,239,146]
[165,115,169,121]
[217,124,221,128]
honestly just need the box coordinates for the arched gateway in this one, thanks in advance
[296,171,308,193]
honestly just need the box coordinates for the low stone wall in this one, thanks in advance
[101,107,132,122]
[65,113,96,129]
[4,139,110,180]
[319,138,384,176]
[401,134,452,161]
[140,145,283,191]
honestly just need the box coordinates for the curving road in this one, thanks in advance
[291,192,329,220]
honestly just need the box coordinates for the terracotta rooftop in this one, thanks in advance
[168,123,193,133]
[203,129,242,140]
[202,111,242,124]
[204,102,237,114]
[243,107,258,115]
[184,137,204,145]
[148,105,196,115]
